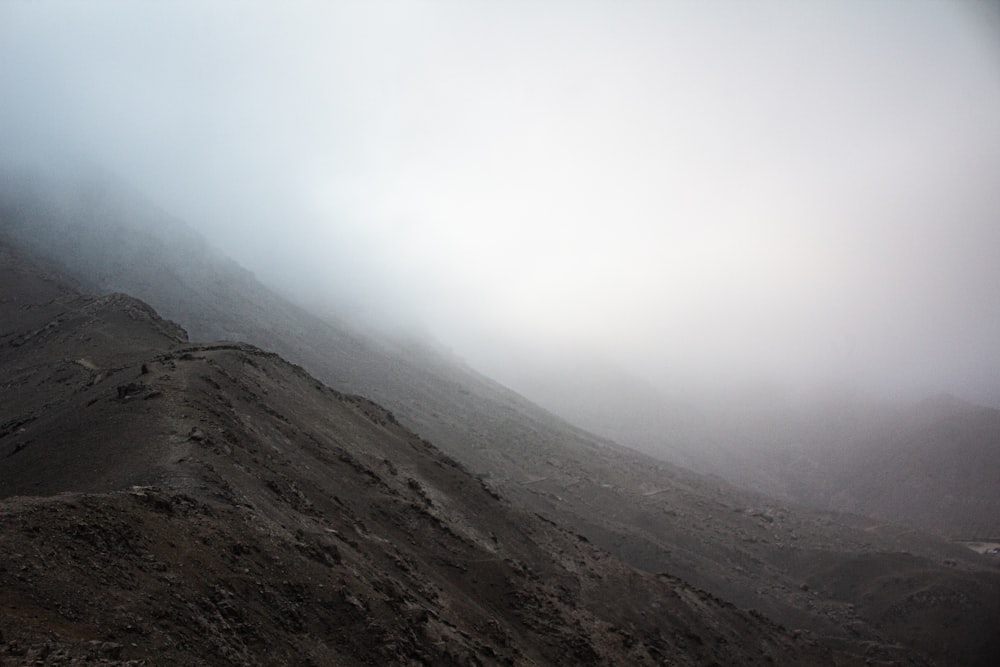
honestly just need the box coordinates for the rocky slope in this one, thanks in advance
[499,361,1000,541]
[0,240,851,666]
[3,170,1000,665]
[600,389,1000,541]
[749,394,1000,540]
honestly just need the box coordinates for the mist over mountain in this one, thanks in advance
[3,1,1000,664]
[4,162,1000,665]
[3,0,1000,408]
[6,238,860,666]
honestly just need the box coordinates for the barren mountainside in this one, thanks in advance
[0,240,849,665]
[3,173,1000,665]
[501,361,1000,541]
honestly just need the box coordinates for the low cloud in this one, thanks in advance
[2,0,999,405]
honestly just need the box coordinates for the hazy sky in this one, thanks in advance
[3,1,1000,404]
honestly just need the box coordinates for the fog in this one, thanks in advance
[3,0,1000,407]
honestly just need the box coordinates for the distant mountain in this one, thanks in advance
[787,394,1000,539]
[598,385,1000,540]
[492,323,1000,541]
[0,239,845,665]
[4,167,1000,665]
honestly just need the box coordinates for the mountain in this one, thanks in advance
[830,395,1000,539]
[3,167,1000,665]
[0,238,845,665]
[577,384,1000,541]
[744,394,1000,540]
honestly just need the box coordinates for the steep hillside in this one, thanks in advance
[0,240,848,666]
[502,361,1000,541]
[604,390,1000,541]
[4,171,1000,665]
[823,396,1000,538]
[776,395,1000,540]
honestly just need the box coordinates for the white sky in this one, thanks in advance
[2,0,1000,404]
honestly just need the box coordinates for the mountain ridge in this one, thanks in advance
[3,169,1000,665]
[0,239,847,665]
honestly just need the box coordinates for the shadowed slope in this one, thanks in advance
[0,240,848,665]
[3,172,1000,665]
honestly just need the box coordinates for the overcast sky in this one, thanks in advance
[2,1,1000,405]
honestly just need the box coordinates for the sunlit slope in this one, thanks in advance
[4,173,1000,665]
